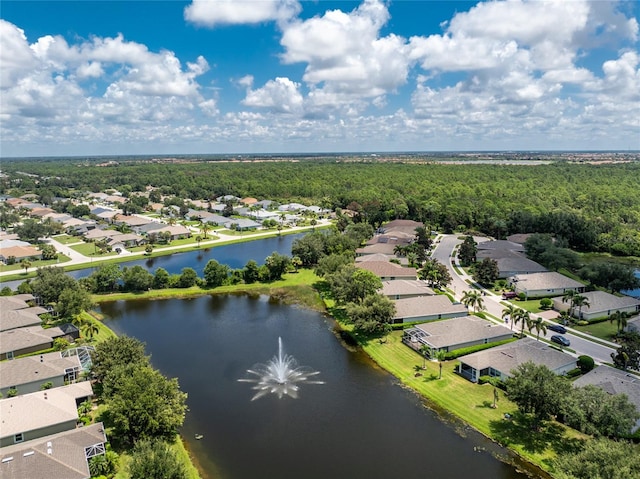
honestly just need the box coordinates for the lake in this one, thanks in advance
[100,295,532,479]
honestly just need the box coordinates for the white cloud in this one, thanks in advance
[184,0,301,27]
[279,0,411,111]
[242,77,303,114]
[0,20,39,88]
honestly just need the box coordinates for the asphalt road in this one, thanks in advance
[431,234,618,364]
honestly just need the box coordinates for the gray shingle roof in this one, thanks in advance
[511,271,584,291]
[459,337,576,376]
[393,295,468,319]
[380,280,434,297]
[355,261,416,279]
[573,365,640,411]
[0,422,105,479]
[411,316,513,349]
[0,352,82,389]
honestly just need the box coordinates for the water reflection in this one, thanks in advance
[100,295,529,479]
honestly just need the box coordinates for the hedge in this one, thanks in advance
[444,337,517,360]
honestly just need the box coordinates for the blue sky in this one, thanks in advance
[1,0,638,157]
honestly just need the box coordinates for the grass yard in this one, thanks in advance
[52,234,83,245]
[356,330,587,475]
[0,254,72,273]
[512,299,545,313]
[572,320,620,342]
[70,242,118,257]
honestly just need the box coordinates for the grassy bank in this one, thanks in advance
[353,330,585,476]
[92,269,325,311]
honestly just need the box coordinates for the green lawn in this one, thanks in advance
[355,330,587,475]
[70,242,118,257]
[572,320,620,342]
[52,234,83,245]
[0,254,72,273]
[512,299,545,313]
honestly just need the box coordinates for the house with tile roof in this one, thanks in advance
[0,245,42,264]
[458,337,576,383]
[0,382,94,447]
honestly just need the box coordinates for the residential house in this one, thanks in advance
[241,197,258,206]
[355,261,417,281]
[355,242,399,257]
[476,240,547,278]
[0,245,42,264]
[83,228,121,241]
[28,207,56,218]
[1,306,47,332]
[0,351,84,397]
[106,233,144,250]
[573,365,640,432]
[0,325,78,361]
[0,295,35,312]
[508,272,585,299]
[380,280,435,300]
[552,290,640,320]
[111,215,152,229]
[0,422,107,479]
[458,337,576,383]
[402,315,514,356]
[145,224,191,240]
[392,295,468,324]
[365,232,414,246]
[224,218,261,231]
[381,219,423,236]
[0,382,93,447]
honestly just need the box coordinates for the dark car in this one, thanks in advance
[547,324,567,334]
[550,335,570,347]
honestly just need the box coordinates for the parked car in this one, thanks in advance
[501,292,517,299]
[550,335,570,347]
[547,324,567,334]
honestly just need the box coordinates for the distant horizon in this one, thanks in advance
[1,0,638,156]
[2,149,640,161]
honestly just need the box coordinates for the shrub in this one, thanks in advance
[444,337,517,360]
[565,368,583,378]
[577,355,595,373]
[539,298,553,310]
[517,292,526,301]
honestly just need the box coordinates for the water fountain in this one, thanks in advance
[239,337,324,400]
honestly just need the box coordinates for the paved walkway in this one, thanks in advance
[0,219,332,278]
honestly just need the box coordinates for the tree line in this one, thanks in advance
[3,158,640,256]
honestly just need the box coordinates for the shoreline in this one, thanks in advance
[93,279,559,478]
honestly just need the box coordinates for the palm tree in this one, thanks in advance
[82,320,100,340]
[532,317,547,341]
[195,235,202,247]
[609,311,628,335]
[20,259,31,274]
[562,289,578,317]
[572,295,590,320]
[513,309,531,337]
[435,350,447,379]
[461,290,484,313]
[502,304,518,330]
[419,344,431,369]
[558,311,572,326]
[200,222,211,239]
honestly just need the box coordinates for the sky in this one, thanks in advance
[1,0,639,157]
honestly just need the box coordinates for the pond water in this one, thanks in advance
[621,270,640,298]
[100,295,531,479]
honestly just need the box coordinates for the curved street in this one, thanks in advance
[432,234,618,365]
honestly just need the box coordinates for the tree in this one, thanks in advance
[326,265,382,304]
[473,258,499,285]
[345,293,395,335]
[414,225,432,250]
[435,350,446,379]
[14,218,46,243]
[552,437,640,479]
[91,335,149,383]
[31,267,80,304]
[128,438,188,479]
[291,232,326,267]
[502,303,518,330]
[89,264,122,293]
[106,364,187,445]
[81,319,100,340]
[56,286,93,320]
[315,253,353,277]
[89,450,119,478]
[200,222,211,239]
[457,235,477,267]
[506,361,570,429]
[177,267,198,288]
[609,310,628,335]
[153,267,171,289]
[19,258,31,274]
[264,252,291,281]
[418,258,452,289]
[531,317,547,341]
[572,295,590,320]
[576,355,595,373]
[610,332,640,371]
[203,259,229,287]
[123,265,154,292]
[562,289,578,317]
[40,244,58,260]
[195,235,202,247]
[291,256,302,273]
[513,309,531,337]
[461,290,484,313]
[562,385,640,437]
[242,260,260,284]
[145,244,154,255]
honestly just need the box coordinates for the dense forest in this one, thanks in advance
[2,158,640,256]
